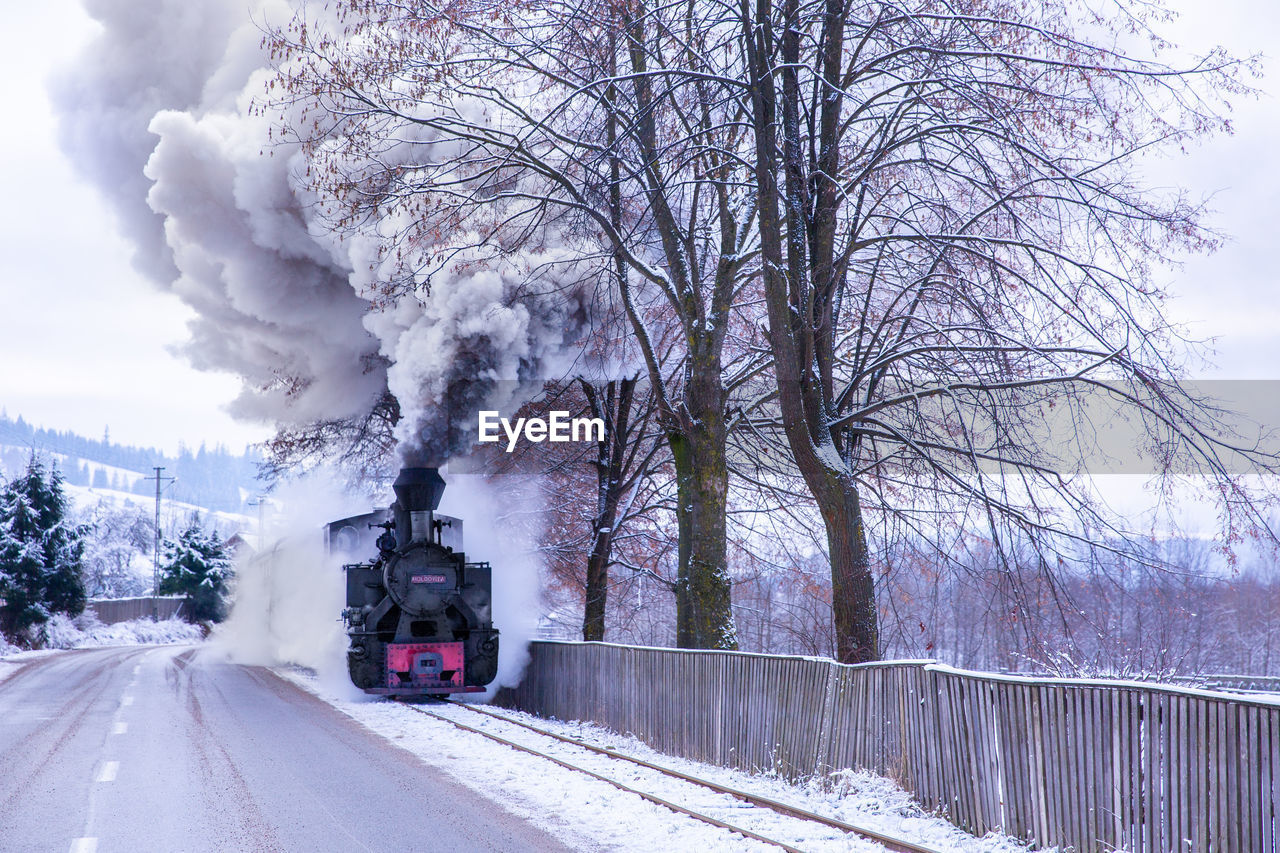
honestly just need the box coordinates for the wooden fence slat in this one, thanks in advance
[1264,707,1275,853]
[1198,694,1211,852]
[1175,694,1189,853]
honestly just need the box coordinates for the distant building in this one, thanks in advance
[224,532,254,560]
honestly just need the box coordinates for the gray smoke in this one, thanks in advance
[52,0,385,428]
[51,0,241,284]
[52,0,594,458]
[361,233,598,465]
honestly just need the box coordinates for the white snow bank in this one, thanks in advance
[38,611,204,650]
[0,645,61,684]
[0,612,202,685]
[0,637,27,685]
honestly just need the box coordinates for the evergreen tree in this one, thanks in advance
[158,517,232,622]
[0,494,50,639]
[0,455,88,641]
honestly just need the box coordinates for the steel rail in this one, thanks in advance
[453,702,942,853]
[408,704,807,852]
[412,701,943,853]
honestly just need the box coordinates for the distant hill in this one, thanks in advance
[0,412,264,513]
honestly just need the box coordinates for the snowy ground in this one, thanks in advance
[0,614,203,684]
[39,612,204,649]
[279,668,1050,853]
[0,642,56,684]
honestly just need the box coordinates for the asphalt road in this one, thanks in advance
[0,646,575,853]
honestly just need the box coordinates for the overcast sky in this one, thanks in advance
[0,0,1277,458]
[0,0,271,455]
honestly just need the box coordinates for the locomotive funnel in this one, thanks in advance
[393,467,446,513]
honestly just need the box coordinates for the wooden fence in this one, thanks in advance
[498,641,1280,852]
[87,596,186,624]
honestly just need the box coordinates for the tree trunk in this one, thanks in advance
[582,531,611,642]
[819,477,878,662]
[581,379,635,642]
[743,0,877,664]
[669,381,735,650]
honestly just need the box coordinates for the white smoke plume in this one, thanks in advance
[53,0,386,427]
[212,470,370,701]
[55,2,588,692]
[435,470,546,692]
[364,235,598,465]
[53,0,598,460]
[50,0,243,284]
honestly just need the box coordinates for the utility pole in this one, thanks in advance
[146,466,176,620]
[245,495,273,641]
[247,495,268,551]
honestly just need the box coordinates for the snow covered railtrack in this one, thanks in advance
[412,701,943,853]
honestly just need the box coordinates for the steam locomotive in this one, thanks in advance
[326,467,498,697]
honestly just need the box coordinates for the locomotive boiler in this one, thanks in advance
[328,467,498,697]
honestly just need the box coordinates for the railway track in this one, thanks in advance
[407,700,943,853]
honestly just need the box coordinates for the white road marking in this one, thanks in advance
[121,695,133,706]
[112,721,127,735]
[132,664,140,675]
[95,761,118,783]
[69,838,97,853]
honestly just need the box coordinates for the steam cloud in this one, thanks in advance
[52,0,596,463]
[436,473,545,691]
[212,472,367,700]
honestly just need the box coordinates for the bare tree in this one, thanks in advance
[734,0,1276,662]
[578,378,659,639]
[259,388,401,491]
[265,0,1279,667]
[489,377,666,640]
[265,0,773,648]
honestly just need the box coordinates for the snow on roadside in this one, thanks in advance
[0,644,60,684]
[0,612,203,674]
[39,612,204,649]
[0,614,202,684]
[279,668,1049,853]
[439,704,1049,853]
[0,636,30,684]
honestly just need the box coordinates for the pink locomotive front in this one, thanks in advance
[385,641,468,691]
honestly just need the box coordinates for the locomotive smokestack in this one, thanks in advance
[394,467,446,512]
[393,467,446,543]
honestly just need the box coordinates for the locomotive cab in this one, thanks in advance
[331,467,499,697]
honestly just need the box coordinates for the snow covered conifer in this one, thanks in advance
[158,517,232,622]
[0,455,88,643]
[0,495,51,641]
